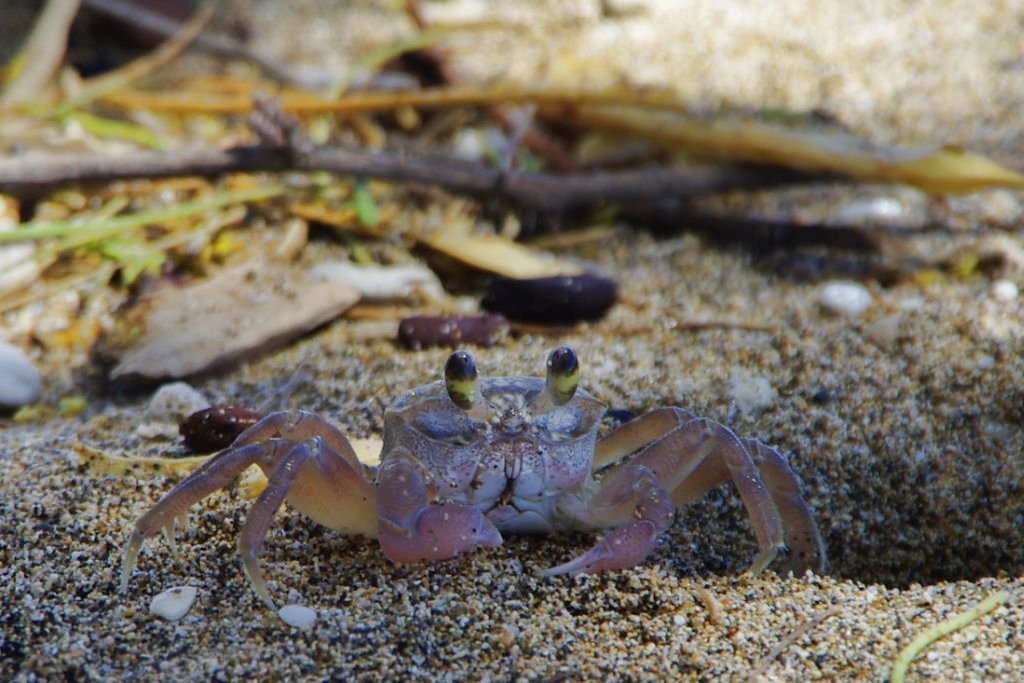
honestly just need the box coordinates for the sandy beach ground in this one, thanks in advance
[3,1,1024,680]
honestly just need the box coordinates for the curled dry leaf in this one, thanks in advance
[112,260,359,379]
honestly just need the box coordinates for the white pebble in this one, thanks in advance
[898,296,925,311]
[149,586,198,621]
[727,370,775,418]
[864,314,901,348]
[278,603,317,629]
[818,280,872,317]
[991,279,1018,302]
[310,261,445,301]
[832,196,921,226]
[144,382,210,422]
[0,341,41,407]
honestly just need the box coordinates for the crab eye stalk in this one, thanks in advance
[445,350,478,410]
[546,346,580,405]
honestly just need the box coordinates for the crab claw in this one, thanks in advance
[377,449,503,564]
[379,503,503,564]
[540,520,660,576]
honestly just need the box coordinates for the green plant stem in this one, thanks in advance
[890,590,1011,683]
[0,185,284,244]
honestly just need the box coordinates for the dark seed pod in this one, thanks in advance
[398,314,510,350]
[482,273,618,324]
[180,405,264,453]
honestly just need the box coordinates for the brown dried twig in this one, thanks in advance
[0,138,818,212]
[747,607,842,681]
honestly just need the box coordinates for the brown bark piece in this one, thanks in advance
[112,261,359,379]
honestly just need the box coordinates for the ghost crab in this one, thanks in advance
[121,347,826,609]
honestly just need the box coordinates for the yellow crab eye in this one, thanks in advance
[444,350,478,410]
[546,346,580,405]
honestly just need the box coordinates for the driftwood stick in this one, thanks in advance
[0,143,818,211]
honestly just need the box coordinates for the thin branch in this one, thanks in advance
[0,143,819,212]
[747,607,841,681]
[2,0,82,105]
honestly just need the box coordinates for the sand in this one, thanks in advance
[3,1,1024,681]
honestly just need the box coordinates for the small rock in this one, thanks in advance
[493,623,518,648]
[831,195,926,227]
[149,586,198,621]
[0,341,41,408]
[138,382,211,440]
[278,603,317,628]
[727,370,775,418]
[145,382,210,422]
[864,314,901,348]
[991,279,1018,302]
[898,296,925,311]
[818,280,872,317]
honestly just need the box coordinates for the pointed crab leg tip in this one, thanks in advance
[743,546,781,576]
[161,525,180,558]
[120,533,144,592]
[539,553,598,577]
[241,556,277,611]
[476,523,504,549]
[538,564,575,578]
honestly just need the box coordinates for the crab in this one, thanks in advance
[120,347,826,609]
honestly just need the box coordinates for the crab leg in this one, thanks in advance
[544,462,675,575]
[736,438,826,574]
[120,441,280,592]
[376,448,503,564]
[593,408,826,574]
[238,440,314,609]
[235,434,378,607]
[231,410,370,477]
[121,410,379,606]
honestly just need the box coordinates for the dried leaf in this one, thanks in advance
[76,435,384,499]
[571,106,1024,195]
[421,221,579,278]
[112,260,359,379]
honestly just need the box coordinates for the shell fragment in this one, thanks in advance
[149,586,198,621]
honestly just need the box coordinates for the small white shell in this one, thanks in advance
[278,603,317,629]
[991,279,1019,302]
[818,280,872,317]
[0,341,41,407]
[149,586,198,621]
[144,382,210,422]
